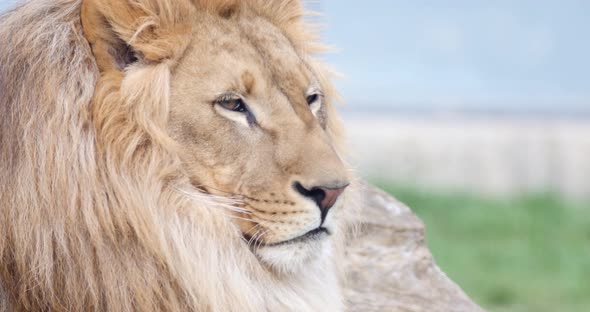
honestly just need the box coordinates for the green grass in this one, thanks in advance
[372,181,590,312]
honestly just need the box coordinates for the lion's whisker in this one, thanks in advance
[249,227,270,249]
[245,224,262,235]
[255,229,271,249]
[228,215,257,223]
[188,183,245,198]
[247,229,263,248]
[173,186,250,214]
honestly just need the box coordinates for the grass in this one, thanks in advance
[372,181,590,312]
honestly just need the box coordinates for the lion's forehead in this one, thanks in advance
[188,14,313,94]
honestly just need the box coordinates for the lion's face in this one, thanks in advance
[168,12,349,270]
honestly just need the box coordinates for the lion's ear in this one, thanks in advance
[81,0,195,72]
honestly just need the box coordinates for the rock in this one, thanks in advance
[344,183,485,312]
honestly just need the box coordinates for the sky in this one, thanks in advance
[317,0,590,113]
[1,0,588,113]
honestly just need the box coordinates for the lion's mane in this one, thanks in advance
[0,0,352,311]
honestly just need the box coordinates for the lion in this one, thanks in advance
[0,0,360,311]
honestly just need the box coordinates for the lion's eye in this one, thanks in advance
[213,93,256,127]
[306,94,319,105]
[217,98,248,113]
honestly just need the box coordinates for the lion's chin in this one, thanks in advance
[254,232,332,274]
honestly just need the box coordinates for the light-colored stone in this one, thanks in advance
[344,183,485,312]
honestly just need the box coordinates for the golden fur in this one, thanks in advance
[0,0,359,311]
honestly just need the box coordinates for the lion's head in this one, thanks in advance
[0,0,357,310]
[82,0,353,271]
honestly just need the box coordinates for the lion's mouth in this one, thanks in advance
[244,227,330,248]
[271,227,330,246]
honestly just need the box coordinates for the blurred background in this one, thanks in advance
[313,1,590,312]
[2,0,588,311]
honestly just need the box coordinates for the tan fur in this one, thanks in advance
[0,0,359,311]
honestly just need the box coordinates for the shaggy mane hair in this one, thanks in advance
[0,0,353,311]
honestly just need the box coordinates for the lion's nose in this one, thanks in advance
[294,182,349,223]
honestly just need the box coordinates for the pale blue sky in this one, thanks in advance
[2,0,588,113]
[318,0,589,112]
